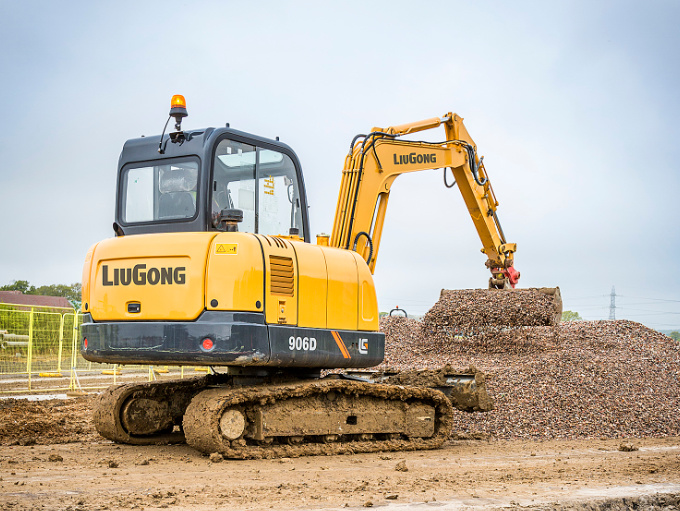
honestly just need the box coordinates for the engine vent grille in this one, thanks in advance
[269,256,295,296]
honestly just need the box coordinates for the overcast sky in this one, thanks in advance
[1,1,678,329]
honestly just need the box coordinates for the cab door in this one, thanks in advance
[210,134,310,241]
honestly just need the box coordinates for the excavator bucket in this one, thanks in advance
[532,287,563,326]
[377,366,494,413]
[424,287,563,330]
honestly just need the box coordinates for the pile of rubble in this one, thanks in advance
[379,315,680,440]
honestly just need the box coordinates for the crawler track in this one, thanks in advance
[93,372,459,458]
[93,376,217,445]
[183,379,453,459]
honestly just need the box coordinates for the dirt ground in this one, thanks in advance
[0,395,679,511]
[0,436,679,510]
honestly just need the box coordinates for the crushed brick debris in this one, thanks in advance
[423,288,561,331]
[380,314,680,440]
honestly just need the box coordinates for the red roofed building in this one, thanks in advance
[0,291,73,310]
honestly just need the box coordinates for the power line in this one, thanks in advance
[618,306,680,313]
[617,295,680,303]
[617,309,680,316]
[615,301,680,307]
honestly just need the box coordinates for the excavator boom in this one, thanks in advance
[330,113,518,288]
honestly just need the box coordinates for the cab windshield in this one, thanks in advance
[121,159,199,224]
[212,139,304,237]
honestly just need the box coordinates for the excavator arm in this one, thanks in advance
[330,113,519,289]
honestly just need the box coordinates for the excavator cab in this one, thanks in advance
[82,97,382,369]
[115,121,310,240]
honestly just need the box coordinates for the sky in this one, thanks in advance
[1,1,679,329]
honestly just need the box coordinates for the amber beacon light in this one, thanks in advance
[158,95,190,153]
[170,95,187,115]
[169,94,188,128]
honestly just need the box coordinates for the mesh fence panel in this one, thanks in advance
[0,305,203,393]
[0,306,34,375]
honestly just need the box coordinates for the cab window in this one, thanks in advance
[212,140,304,237]
[212,140,256,232]
[121,159,199,224]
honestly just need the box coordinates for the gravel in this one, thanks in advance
[423,288,562,330]
[379,316,680,440]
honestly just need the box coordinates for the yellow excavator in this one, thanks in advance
[80,96,553,459]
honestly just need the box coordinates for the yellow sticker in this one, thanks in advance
[216,243,238,255]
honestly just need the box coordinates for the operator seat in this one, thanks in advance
[158,191,195,219]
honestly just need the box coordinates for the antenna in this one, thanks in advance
[609,286,616,320]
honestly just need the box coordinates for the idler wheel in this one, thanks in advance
[219,409,246,440]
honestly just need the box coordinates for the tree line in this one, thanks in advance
[0,280,81,306]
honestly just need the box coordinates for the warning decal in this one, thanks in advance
[215,243,238,255]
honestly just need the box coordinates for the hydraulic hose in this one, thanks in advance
[463,144,487,186]
[352,231,374,267]
[348,134,367,155]
[444,167,456,188]
[344,131,396,249]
